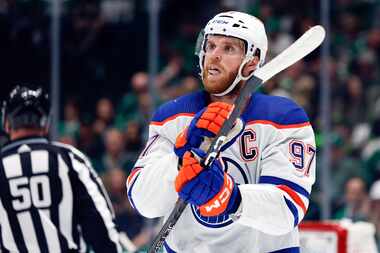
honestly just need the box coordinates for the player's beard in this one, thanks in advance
[202,66,239,95]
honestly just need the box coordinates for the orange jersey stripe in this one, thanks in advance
[277,185,307,214]
[247,120,310,129]
[127,167,142,187]
[150,113,195,126]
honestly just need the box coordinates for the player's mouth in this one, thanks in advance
[207,66,222,76]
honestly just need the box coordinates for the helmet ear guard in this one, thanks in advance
[197,11,268,96]
[194,29,205,57]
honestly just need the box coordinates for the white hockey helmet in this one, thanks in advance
[197,11,268,96]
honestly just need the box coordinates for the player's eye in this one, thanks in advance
[205,42,216,52]
[224,45,235,53]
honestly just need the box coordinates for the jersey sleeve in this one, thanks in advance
[126,128,180,218]
[68,149,122,253]
[236,107,316,235]
[126,93,204,218]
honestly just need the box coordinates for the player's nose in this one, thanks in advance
[208,48,222,61]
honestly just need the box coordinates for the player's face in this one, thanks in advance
[202,35,245,94]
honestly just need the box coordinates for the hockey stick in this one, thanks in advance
[148,25,326,253]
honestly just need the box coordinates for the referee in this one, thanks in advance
[0,86,122,253]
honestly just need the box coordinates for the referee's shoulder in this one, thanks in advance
[51,141,91,165]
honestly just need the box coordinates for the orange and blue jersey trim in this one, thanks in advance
[242,92,310,127]
[247,120,311,129]
[259,176,309,226]
[150,91,206,125]
[149,91,311,129]
[151,116,311,129]
[151,113,195,126]
[127,167,142,188]
[284,197,300,227]
[259,176,310,199]
[277,185,307,214]
[127,167,142,211]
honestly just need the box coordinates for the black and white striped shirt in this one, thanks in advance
[0,136,122,253]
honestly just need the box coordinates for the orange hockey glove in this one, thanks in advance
[175,148,241,217]
[175,102,244,158]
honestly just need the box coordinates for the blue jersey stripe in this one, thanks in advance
[284,197,299,227]
[152,91,206,123]
[127,173,143,216]
[269,247,300,253]
[259,176,310,198]
[164,240,300,252]
[242,93,309,125]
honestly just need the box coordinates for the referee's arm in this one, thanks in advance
[69,152,122,253]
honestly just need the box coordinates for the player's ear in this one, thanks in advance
[242,56,260,77]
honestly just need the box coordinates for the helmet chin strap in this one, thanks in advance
[212,56,255,97]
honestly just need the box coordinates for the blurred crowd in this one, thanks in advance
[1,0,380,250]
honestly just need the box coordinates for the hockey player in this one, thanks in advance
[127,11,316,253]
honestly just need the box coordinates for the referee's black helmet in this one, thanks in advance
[1,86,50,130]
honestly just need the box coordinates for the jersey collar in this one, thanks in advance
[1,136,49,153]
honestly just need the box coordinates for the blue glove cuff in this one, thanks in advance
[225,183,242,215]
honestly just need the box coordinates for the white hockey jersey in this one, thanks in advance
[127,91,316,253]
